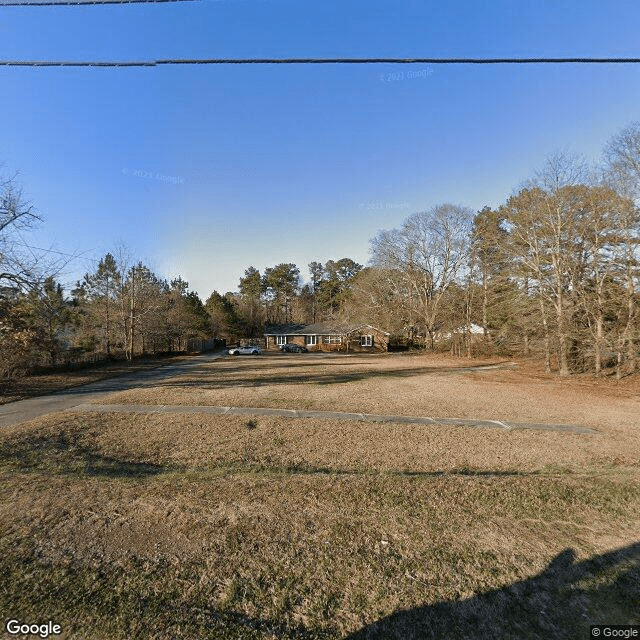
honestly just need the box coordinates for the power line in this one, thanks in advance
[11,240,97,261]
[1,57,640,67]
[0,0,195,4]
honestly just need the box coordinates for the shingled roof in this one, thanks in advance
[264,323,389,336]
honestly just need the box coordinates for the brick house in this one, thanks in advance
[264,323,390,352]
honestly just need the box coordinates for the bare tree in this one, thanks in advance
[604,121,640,200]
[532,150,589,192]
[502,154,601,376]
[121,263,169,359]
[501,188,555,371]
[343,266,411,335]
[0,172,41,290]
[603,123,640,375]
[504,171,638,377]
[0,172,43,377]
[370,204,474,350]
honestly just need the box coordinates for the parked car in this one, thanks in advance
[228,345,262,356]
[279,343,308,353]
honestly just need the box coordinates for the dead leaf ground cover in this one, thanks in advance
[0,353,639,639]
[0,354,189,405]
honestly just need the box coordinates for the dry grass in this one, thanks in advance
[2,410,637,475]
[102,352,640,432]
[1,353,639,639]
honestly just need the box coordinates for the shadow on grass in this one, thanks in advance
[10,355,514,402]
[147,362,515,391]
[209,462,533,478]
[0,430,172,478]
[0,430,533,480]
[345,543,640,640]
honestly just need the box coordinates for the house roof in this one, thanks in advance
[264,322,389,336]
[439,323,486,339]
[452,323,485,334]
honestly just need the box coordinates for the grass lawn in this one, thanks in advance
[1,353,639,639]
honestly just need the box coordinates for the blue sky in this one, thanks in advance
[1,0,639,299]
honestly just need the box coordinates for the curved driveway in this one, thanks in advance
[0,352,595,434]
[0,351,226,428]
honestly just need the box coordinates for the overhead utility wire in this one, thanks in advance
[1,57,640,67]
[11,241,88,259]
[0,0,195,5]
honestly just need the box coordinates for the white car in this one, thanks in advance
[228,345,262,356]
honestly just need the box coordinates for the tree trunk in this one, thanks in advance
[539,297,551,373]
[557,332,569,376]
[522,276,530,356]
[624,267,637,374]
[465,275,473,358]
[594,312,603,375]
[482,269,489,342]
[616,345,623,380]
[127,268,135,361]
[105,280,111,358]
[555,292,570,377]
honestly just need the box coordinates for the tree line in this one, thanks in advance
[204,123,640,377]
[203,257,365,342]
[0,228,211,376]
[72,257,210,361]
[1,121,639,378]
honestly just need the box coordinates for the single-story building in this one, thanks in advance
[264,323,390,352]
[438,323,486,341]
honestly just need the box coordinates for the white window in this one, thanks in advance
[323,335,342,344]
[306,335,317,346]
[360,335,373,347]
[276,335,287,346]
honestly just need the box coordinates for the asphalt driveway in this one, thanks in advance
[0,351,226,428]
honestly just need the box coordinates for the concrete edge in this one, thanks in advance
[67,403,596,434]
